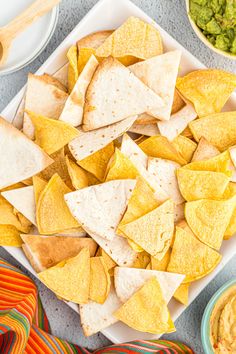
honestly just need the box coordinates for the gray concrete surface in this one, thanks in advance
[0,0,236,352]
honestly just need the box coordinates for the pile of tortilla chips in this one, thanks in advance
[1,16,236,337]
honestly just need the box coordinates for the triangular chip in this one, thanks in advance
[23,73,68,139]
[157,103,197,141]
[60,55,99,127]
[128,123,159,136]
[65,156,88,190]
[129,51,181,120]
[37,174,80,234]
[69,116,136,160]
[148,157,184,204]
[27,111,79,155]
[176,69,236,117]
[38,248,90,303]
[132,251,150,269]
[185,197,236,250]
[83,56,164,131]
[151,249,171,271]
[0,225,22,247]
[135,113,157,125]
[53,63,69,88]
[174,203,185,224]
[167,227,221,282]
[77,142,114,181]
[114,277,175,334]
[96,17,163,60]
[174,283,189,305]
[172,89,185,114]
[120,199,174,260]
[67,45,79,93]
[65,179,136,241]
[77,30,113,50]
[172,135,197,163]
[33,176,47,205]
[2,186,36,226]
[191,137,219,162]
[0,117,53,189]
[21,234,97,272]
[189,112,236,152]
[89,257,111,304]
[96,247,117,274]
[114,267,184,304]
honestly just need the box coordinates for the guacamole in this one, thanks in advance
[190,0,236,54]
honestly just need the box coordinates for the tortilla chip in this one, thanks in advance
[191,137,219,162]
[1,182,25,192]
[106,148,139,182]
[189,112,236,152]
[53,63,69,88]
[158,104,197,141]
[83,56,164,131]
[21,234,97,272]
[60,55,99,127]
[38,248,90,303]
[67,45,79,93]
[148,158,184,204]
[132,251,151,269]
[185,197,236,250]
[120,199,174,260]
[27,111,79,155]
[37,173,80,234]
[172,89,185,114]
[174,203,185,224]
[139,136,187,165]
[172,136,197,163]
[90,257,111,304]
[78,142,114,182]
[167,227,222,282]
[0,225,22,247]
[181,126,193,139]
[129,51,181,120]
[65,156,88,190]
[65,179,135,241]
[114,277,175,334]
[176,69,236,117]
[174,283,189,305]
[96,247,117,275]
[135,113,158,125]
[177,169,230,201]
[69,116,136,161]
[96,17,163,60]
[128,123,159,137]
[77,30,114,49]
[86,171,100,186]
[33,176,47,205]
[151,249,171,271]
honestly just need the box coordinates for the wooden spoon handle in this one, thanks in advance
[3,0,61,40]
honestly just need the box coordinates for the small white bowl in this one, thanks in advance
[185,0,236,60]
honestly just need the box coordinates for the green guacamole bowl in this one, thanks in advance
[185,0,236,60]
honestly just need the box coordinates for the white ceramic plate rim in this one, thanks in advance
[1,0,236,344]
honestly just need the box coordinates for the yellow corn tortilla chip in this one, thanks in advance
[181,126,193,139]
[78,47,97,75]
[146,262,151,269]
[172,136,197,163]
[37,173,80,234]
[86,171,100,186]
[139,136,187,165]
[78,142,114,181]
[38,248,90,304]
[114,277,175,334]
[67,45,79,93]
[132,251,151,269]
[96,247,117,275]
[185,197,236,250]
[121,200,174,260]
[0,225,22,247]
[151,249,171,271]
[106,148,139,182]
[171,89,185,114]
[189,112,236,152]
[127,239,144,253]
[65,156,88,190]
[96,17,163,61]
[174,283,189,305]
[191,137,220,162]
[220,183,236,239]
[33,176,47,205]
[177,169,230,201]
[89,257,111,304]
[1,182,25,192]
[27,111,79,155]
[167,227,221,283]
[176,69,236,117]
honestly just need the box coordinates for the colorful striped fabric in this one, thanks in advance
[0,258,194,354]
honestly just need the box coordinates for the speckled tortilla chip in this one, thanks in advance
[114,277,175,334]
[67,45,79,93]
[174,283,189,305]
[65,156,88,190]
[189,112,236,152]
[167,227,222,283]
[0,225,22,247]
[176,69,236,117]
[172,136,197,163]
[89,257,111,304]
[191,137,220,162]
[38,248,90,304]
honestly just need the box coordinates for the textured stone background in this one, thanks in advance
[0,1,236,352]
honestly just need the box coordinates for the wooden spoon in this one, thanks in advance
[0,0,61,66]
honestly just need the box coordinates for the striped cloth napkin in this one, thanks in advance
[0,258,194,354]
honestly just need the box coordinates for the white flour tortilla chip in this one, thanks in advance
[0,117,53,189]
[77,30,113,49]
[129,51,181,121]
[114,267,185,303]
[80,283,122,336]
[157,104,197,141]
[2,186,36,226]
[147,157,184,205]
[53,63,69,88]
[23,73,68,139]
[129,123,159,136]
[83,56,164,131]
[65,179,136,241]
[60,55,99,127]
[69,116,137,161]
